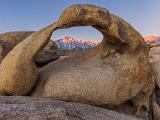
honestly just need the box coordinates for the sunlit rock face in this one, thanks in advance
[0,4,155,120]
[32,4,154,118]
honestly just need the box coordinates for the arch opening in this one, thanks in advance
[52,26,103,56]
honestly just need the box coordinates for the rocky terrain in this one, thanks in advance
[0,31,59,66]
[0,96,144,120]
[0,4,160,120]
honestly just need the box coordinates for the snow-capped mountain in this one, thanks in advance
[54,36,160,54]
[144,36,160,42]
[55,36,98,52]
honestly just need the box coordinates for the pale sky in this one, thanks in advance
[0,0,159,41]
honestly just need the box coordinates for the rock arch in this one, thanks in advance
[0,4,154,116]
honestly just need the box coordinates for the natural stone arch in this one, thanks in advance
[53,26,102,56]
[0,4,154,118]
[32,4,154,115]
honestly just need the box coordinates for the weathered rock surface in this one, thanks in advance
[0,23,58,96]
[0,4,154,119]
[145,41,160,120]
[0,40,5,63]
[35,40,59,65]
[152,95,160,120]
[0,96,144,120]
[31,4,154,116]
[148,41,160,88]
[0,31,59,65]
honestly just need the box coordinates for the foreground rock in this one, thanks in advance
[148,41,160,88]
[0,23,58,96]
[146,41,160,120]
[0,31,59,65]
[0,96,144,120]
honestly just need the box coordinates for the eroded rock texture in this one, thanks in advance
[0,31,59,65]
[0,96,144,120]
[0,40,6,63]
[148,41,160,88]
[0,4,155,119]
[146,41,160,120]
[32,4,154,116]
[0,23,58,96]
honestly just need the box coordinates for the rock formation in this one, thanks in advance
[0,4,156,119]
[0,40,6,64]
[148,41,160,88]
[0,96,144,120]
[146,41,160,120]
[31,4,154,117]
[0,22,58,95]
[0,31,59,65]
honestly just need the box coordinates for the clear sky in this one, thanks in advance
[0,0,159,41]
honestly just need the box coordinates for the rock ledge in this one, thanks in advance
[0,96,144,120]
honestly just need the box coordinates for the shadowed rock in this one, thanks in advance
[0,31,59,65]
[147,41,160,120]
[148,41,160,88]
[0,96,144,120]
[0,40,6,64]
[0,4,154,119]
[153,101,160,120]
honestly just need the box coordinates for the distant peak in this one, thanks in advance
[144,36,160,41]
[55,36,98,52]
[63,36,74,43]
[62,36,99,44]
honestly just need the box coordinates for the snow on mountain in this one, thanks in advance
[55,36,98,51]
[55,36,160,53]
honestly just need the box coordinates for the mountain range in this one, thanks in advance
[54,36,160,53]
[55,36,98,53]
